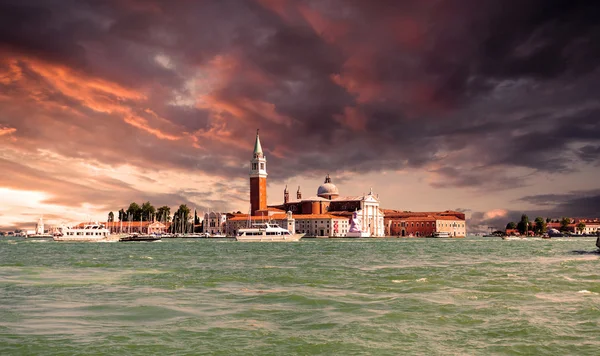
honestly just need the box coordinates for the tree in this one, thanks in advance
[559,217,571,232]
[118,209,126,222]
[126,202,142,221]
[546,217,551,223]
[156,206,171,223]
[517,214,529,235]
[576,221,586,234]
[506,222,517,230]
[141,201,155,222]
[534,217,546,235]
[108,211,114,222]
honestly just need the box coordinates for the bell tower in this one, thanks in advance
[250,129,267,215]
[284,185,289,204]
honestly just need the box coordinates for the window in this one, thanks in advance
[260,163,264,170]
[252,163,257,170]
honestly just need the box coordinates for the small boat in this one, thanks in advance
[502,236,522,240]
[119,233,161,242]
[432,231,450,238]
[236,222,304,242]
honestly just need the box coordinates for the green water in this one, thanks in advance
[1,237,599,355]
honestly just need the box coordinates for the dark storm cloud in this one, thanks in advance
[1,0,600,192]
[468,189,600,232]
[519,190,600,218]
[576,145,600,164]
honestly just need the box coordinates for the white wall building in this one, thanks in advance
[203,212,227,235]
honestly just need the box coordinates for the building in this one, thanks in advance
[235,129,465,237]
[250,129,267,215]
[203,212,228,235]
[293,214,350,237]
[383,210,466,237]
[270,176,385,237]
[547,218,600,235]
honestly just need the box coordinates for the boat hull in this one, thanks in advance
[119,235,161,242]
[53,236,108,242]
[26,234,54,240]
[236,233,305,242]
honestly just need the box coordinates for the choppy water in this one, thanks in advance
[1,236,599,355]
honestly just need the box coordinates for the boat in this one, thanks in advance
[236,222,304,242]
[26,216,54,239]
[53,224,111,242]
[119,234,161,242]
[432,231,450,238]
[502,236,523,240]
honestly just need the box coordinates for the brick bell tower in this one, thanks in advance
[250,129,267,215]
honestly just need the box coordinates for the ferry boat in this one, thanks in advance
[53,224,111,242]
[236,223,304,242]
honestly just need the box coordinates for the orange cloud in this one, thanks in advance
[0,126,17,137]
[124,115,181,141]
[25,58,145,114]
[1,56,189,142]
[484,209,508,219]
[0,59,23,84]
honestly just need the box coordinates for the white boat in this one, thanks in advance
[26,216,54,239]
[53,224,112,242]
[236,222,304,242]
[432,231,450,238]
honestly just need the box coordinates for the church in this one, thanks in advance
[224,130,466,237]
[225,130,385,237]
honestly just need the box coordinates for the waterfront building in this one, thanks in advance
[547,218,600,235]
[270,177,385,237]
[383,210,466,237]
[203,211,228,235]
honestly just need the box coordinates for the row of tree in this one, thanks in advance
[108,202,202,226]
[506,215,586,234]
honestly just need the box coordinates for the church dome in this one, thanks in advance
[317,174,339,199]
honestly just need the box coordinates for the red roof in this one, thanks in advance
[227,214,288,222]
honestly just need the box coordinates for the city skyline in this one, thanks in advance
[1,0,600,231]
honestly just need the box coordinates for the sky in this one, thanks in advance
[1,0,599,232]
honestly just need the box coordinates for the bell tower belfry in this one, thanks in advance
[250,129,267,215]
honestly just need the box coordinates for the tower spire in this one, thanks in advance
[253,129,263,158]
